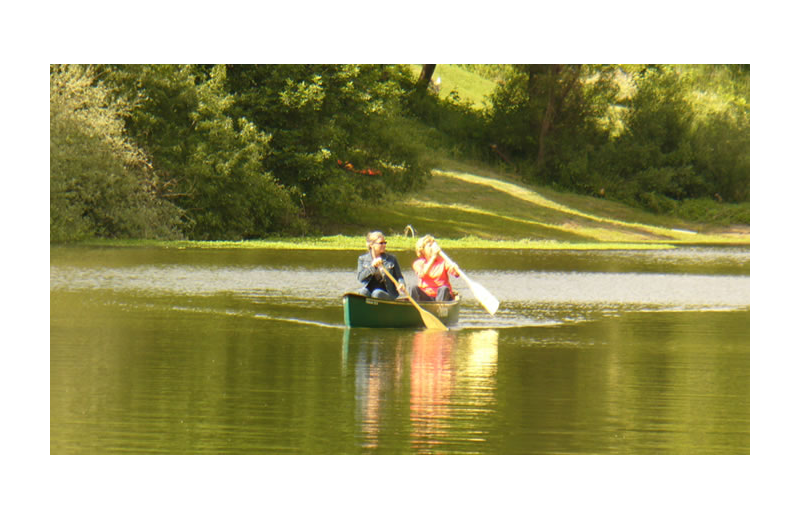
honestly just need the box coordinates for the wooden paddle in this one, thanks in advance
[439,249,499,315]
[379,265,448,331]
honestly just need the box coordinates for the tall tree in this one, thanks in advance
[417,64,436,90]
[526,64,583,168]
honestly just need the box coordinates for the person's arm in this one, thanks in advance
[421,258,437,277]
[418,247,439,278]
[445,259,459,277]
[429,242,458,277]
[357,255,377,283]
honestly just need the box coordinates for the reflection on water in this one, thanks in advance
[51,246,749,454]
[410,331,456,452]
[345,328,500,453]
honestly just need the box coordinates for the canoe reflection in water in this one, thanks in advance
[342,328,499,453]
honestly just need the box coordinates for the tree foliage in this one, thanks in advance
[224,64,429,227]
[50,64,750,242]
[50,65,183,241]
[486,64,750,212]
[93,64,304,239]
[82,64,428,240]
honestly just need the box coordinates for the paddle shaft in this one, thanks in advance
[437,250,466,279]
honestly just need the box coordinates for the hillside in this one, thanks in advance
[337,159,749,246]
[355,66,749,247]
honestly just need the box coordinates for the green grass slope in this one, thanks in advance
[338,159,749,247]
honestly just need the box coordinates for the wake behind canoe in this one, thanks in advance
[342,293,460,329]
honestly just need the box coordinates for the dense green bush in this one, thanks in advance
[50,65,183,242]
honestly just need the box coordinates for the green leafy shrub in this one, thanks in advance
[50,65,183,242]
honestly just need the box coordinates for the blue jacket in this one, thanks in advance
[357,252,405,298]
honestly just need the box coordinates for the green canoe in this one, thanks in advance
[342,293,461,329]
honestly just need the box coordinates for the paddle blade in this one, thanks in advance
[466,278,499,315]
[439,250,500,316]
[419,308,449,330]
[381,265,448,330]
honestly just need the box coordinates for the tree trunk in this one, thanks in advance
[417,64,436,90]
[533,65,582,169]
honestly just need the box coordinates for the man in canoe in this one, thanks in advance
[356,230,407,300]
[411,235,459,301]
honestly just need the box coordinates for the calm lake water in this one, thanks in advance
[50,246,749,454]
